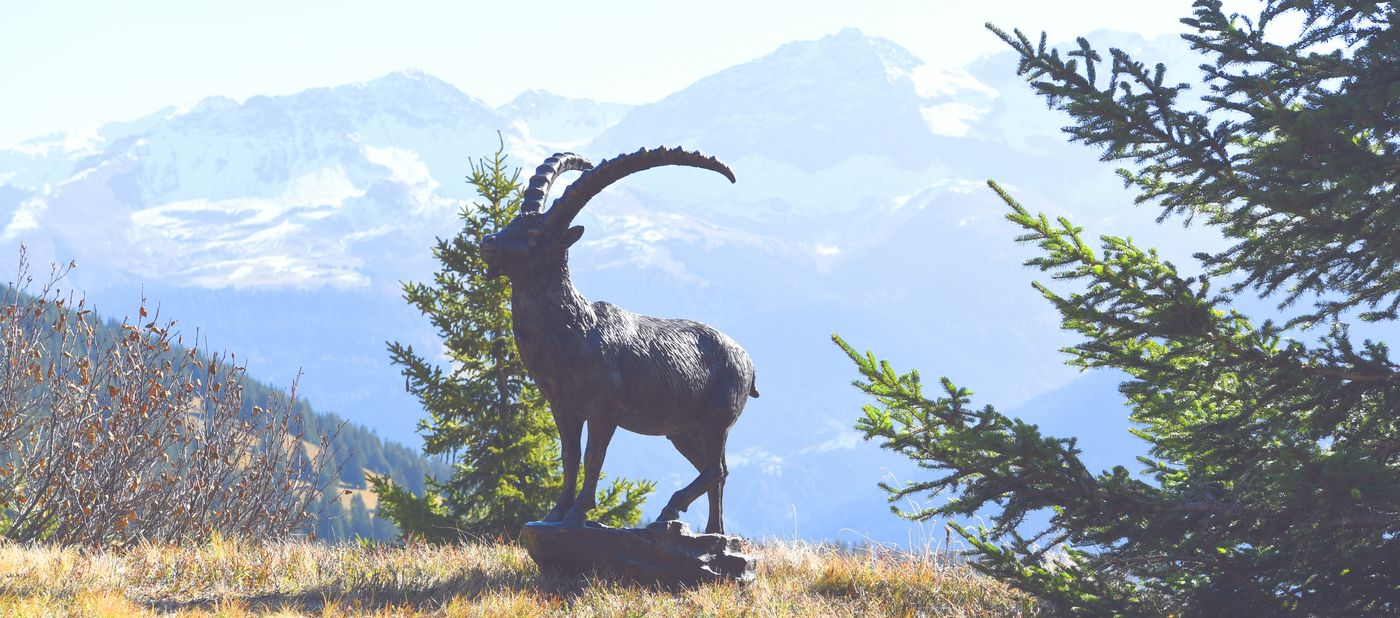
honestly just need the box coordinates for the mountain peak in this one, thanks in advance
[369,68,444,84]
[506,89,567,107]
[359,69,469,100]
[497,90,632,146]
[589,28,993,171]
[821,26,882,45]
[766,27,923,76]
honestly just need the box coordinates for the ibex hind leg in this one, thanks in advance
[668,431,726,534]
[657,424,729,532]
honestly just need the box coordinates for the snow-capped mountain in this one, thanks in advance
[0,28,1210,544]
[1,70,517,288]
[594,28,996,171]
[586,28,1004,227]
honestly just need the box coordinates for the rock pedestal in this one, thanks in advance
[520,520,757,585]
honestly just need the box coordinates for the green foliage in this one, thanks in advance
[376,140,653,541]
[991,0,1400,326]
[367,472,460,544]
[348,494,371,537]
[839,1,1399,615]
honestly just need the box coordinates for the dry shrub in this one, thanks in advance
[0,247,342,547]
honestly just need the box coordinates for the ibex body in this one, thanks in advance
[481,147,756,534]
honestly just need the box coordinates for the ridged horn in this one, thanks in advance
[520,153,593,214]
[546,146,736,228]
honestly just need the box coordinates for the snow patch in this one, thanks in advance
[920,102,984,137]
[887,178,987,214]
[285,166,363,207]
[135,165,362,231]
[362,145,450,215]
[1,164,108,239]
[710,154,955,219]
[182,256,367,289]
[3,124,105,157]
[168,101,200,118]
[363,146,430,187]
[3,195,49,239]
[583,199,783,283]
[907,65,999,100]
[61,124,105,155]
[127,166,373,287]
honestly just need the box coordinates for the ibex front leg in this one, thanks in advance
[543,415,582,523]
[562,420,616,527]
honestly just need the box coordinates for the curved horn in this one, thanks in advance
[546,146,736,228]
[520,153,593,214]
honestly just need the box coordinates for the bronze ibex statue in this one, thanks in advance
[481,147,757,534]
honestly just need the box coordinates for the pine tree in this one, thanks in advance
[837,1,1398,614]
[371,507,398,540]
[314,493,349,541]
[341,449,368,488]
[348,494,372,539]
[373,140,653,542]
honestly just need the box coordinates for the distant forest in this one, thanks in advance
[191,356,449,542]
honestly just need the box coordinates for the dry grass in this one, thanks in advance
[0,535,1041,617]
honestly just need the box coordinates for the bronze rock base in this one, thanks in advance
[520,519,756,585]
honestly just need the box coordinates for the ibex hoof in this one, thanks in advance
[562,506,591,527]
[542,505,570,523]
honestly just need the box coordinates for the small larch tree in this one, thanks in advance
[373,141,653,542]
[837,1,1398,615]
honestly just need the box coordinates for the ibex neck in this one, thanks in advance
[509,263,592,331]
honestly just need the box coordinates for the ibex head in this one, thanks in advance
[481,147,736,280]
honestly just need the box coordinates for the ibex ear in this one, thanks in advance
[561,225,585,247]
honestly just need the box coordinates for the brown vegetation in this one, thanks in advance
[0,249,341,547]
[0,536,1041,617]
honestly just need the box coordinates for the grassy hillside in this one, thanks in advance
[139,334,450,543]
[0,537,1039,617]
[2,276,448,544]
[298,407,451,542]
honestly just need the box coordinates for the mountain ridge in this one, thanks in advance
[589,27,998,173]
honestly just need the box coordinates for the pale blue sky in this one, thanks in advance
[1,1,1242,146]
